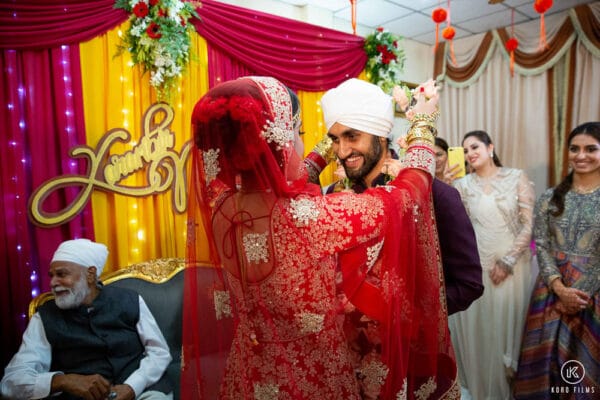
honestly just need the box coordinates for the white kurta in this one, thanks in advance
[0,295,171,399]
[448,167,535,400]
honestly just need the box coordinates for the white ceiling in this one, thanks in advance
[274,0,597,45]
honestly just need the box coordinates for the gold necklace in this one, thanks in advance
[572,182,600,194]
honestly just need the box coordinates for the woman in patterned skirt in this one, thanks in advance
[514,122,600,399]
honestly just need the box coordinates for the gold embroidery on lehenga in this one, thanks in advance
[401,147,436,176]
[213,290,232,320]
[254,383,279,400]
[360,359,389,393]
[367,239,385,272]
[396,378,408,400]
[289,198,320,226]
[297,312,325,334]
[243,232,269,264]
[414,377,437,400]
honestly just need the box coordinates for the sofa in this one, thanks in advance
[29,258,192,399]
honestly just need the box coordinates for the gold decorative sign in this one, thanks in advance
[29,103,191,227]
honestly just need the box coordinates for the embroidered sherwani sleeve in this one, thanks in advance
[500,170,534,270]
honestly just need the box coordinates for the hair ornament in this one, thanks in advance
[202,148,221,185]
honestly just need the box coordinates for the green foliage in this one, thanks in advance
[114,0,200,101]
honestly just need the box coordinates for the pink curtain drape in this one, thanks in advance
[193,0,366,91]
[0,46,94,368]
[0,0,127,49]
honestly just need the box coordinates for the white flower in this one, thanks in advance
[150,70,164,86]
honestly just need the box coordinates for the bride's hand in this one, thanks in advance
[410,79,440,117]
[381,159,403,178]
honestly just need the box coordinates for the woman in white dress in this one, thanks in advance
[448,130,535,400]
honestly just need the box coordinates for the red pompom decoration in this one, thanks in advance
[505,37,519,52]
[442,26,456,40]
[442,26,457,66]
[432,8,448,23]
[431,8,448,52]
[505,37,519,77]
[533,0,553,14]
[533,0,553,49]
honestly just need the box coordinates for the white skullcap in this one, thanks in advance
[321,78,394,138]
[51,239,109,277]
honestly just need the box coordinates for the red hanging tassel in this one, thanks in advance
[534,0,553,50]
[443,26,457,66]
[431,8,448,52]
[505,37,519,77]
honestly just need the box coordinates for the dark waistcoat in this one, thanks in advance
[39,285,171,399]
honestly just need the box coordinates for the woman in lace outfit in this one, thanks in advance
[180,76,457,399]
[448,130,535,399]
[514,122,600,399]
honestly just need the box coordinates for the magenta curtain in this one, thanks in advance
[0,0,127,49]
[193,0,366,91]
[0,46,94,369]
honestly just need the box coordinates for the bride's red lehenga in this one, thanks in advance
[181,76,458,399]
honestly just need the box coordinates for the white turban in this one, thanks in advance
[51,239,109,277]
[321,78,394,138]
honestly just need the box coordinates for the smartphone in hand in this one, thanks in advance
[447,147,466,178]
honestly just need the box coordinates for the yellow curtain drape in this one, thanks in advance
[79,22,210,272]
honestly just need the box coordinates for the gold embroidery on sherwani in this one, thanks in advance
[213,290,232,320]
[414,377,437,400]
[297,312,325,334]
[243,232,269,264]
[253,383,279,400]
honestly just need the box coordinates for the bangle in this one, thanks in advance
[312,136,335,163]
[406,121,436,146]
[411,110,440,124]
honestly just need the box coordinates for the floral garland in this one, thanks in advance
[364,27,406,95]
[114,0,200,101]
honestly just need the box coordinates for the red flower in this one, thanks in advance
[149,0,159,5]
[442,26,456,40]
[376,27,384,32]
[158,8,166,17]
[146,22,162,39]
[432,8,447,24]
[133,2,149,18]
[533,0,553,14]
[505,37,519,52]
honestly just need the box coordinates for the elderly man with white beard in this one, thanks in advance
[0,239,172,400]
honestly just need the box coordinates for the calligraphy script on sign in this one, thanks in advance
[29,103,192,227]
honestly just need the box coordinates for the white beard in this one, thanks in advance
[53,273,90,310]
